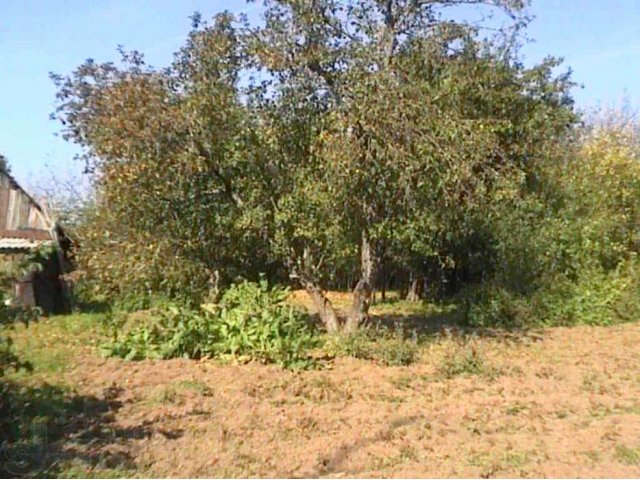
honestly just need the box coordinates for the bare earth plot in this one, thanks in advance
[2,303,640,478]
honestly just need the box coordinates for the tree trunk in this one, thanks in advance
[406,271,424,302]
[345,233,378,332]
[380,257,387,303]
[296,272,340,334]
[205,269,221,303]
[288,250,341,334]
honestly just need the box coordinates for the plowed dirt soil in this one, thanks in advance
[6,306,640,478]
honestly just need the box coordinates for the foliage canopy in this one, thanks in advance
[52,0,584,331]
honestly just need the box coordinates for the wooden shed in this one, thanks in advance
[0,170,70,314]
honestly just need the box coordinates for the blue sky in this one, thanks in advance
[1,0,639,188]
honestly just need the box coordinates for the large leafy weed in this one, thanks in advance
[102,279,317,369]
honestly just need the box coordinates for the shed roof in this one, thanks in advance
[0,229,53,252]
[0,229,52,241]
[0,238,53,252]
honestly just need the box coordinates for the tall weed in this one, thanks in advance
[102,279,317,369]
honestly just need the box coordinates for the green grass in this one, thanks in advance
[370,299,440,317]
[322,327,420,366]
[435,339,500,380]
[144,380,213,407]
[467,449,535,476]
[590,403,640,419]
[176,379,213,396]
[0,379,136,478]
[5,312,106,381]
[615,445,640,466]
[52,459,136,479]
[0,312,130,478]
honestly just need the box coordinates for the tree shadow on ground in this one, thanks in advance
[313,415,422,477]
[71,300,112,315]
[369,300,545,344]
[0,381,183,478]
[306,297,543,344]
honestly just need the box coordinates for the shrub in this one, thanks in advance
[113,293,184,313]
[324,326,419,366]
[0,336,31,377]
[0,281,38,377]
[460,262,640,328]
[460,284,533,329]
[210,280,318,369]
[437,337,490,379]
[371,333,419,366]
[102,279,317,369]
[101,307,215,360]
[323,328,374,360]
[458,111,640,329]
[533,261,640,326]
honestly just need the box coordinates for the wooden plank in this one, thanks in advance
[7,189,18,230]
[0,175,10,229]
[28,206,47,229]
[18,194,30,229]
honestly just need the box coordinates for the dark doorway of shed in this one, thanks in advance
[15,253,69,315]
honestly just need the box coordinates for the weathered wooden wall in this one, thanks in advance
[0,172,48,231]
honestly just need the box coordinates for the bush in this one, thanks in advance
[461,259,640,328]
[372,335,420,366]
[0,285,38,377]
[101,307,215,360]
[459,112,640,329]
[460,284,533,329]
[0,336,32,377]
[102,279,318,369]
[112,292,184,313]
[323,328,373,360]
[324,326,419,366]
[209,280,318,369]
[437,337,488,379]
[533,261,640,326]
